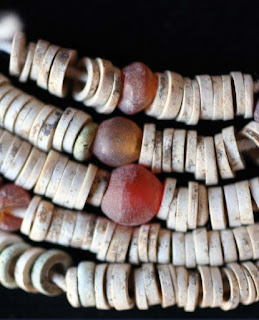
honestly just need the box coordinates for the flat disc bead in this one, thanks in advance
[101,164,163,226]
[93,117,142,167]
[118,62,157,115]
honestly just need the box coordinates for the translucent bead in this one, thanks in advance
[118,62,157,115]
[101,164,163,226]
[93,117,143,167]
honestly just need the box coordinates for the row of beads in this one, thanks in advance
[0,74,97,161]
[0,129,109,209]
[21,196,259,267]
[158,177,259,231]
[9,32,255,121]
[1,230,259,311]
[139,122,258,183]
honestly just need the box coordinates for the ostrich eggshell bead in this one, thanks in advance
[101,164,163,226]
[254,99,259,123]
[118,62,157,115]
[93,117,142,167]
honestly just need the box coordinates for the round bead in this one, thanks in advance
[101,164,163,226]
[93,117,142,167]
[118,62,157,115]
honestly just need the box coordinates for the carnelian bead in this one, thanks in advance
[0,184,31,231]
[118,62,157,115]
[93,117,143,167]
[101,164,163,226]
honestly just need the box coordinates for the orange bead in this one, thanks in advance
[93,117,143,167]
[101,164,163,226]
[118,62,157,115]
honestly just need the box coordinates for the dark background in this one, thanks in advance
[0,0,258,318]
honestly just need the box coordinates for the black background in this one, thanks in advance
[0,0,258,318]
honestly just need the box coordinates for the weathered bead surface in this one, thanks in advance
[101,164,163,226]
[93,117,142,167]
[254,99,259,123]
[118,62,157,115]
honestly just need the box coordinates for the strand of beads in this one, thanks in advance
[0,230,259,311]
[8,32,257,121]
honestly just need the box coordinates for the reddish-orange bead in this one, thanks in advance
[118,62,157,115]
[101,164,163,226]
[93,117,143,167]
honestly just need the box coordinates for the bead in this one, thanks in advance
[93,117,142,167]
[254,99,259,122]
[118,62,157,115]
[101,164,163,226]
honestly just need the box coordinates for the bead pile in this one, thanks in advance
[0,30,257,312]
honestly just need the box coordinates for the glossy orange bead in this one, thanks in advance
[93,117,143,167]
[101,164,163,226]
[118,62,157,115]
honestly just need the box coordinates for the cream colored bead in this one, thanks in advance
[1,135,22,175]
[147,223,160,262]
[97,220,116,261]
[48,48,77,97]
[90,217,109,253]
[198,266,213,308]
[45,208,64,244]
[185,271,199,312]
[34,150,60,195]
[45,154,69,199]
[212,76,223,120]
[0,88,21,126]
[157,229,171,264]
[175,187,188,232]
[129,228,140,265]
[223,183,241,227]
[0,128,15,170]
[157,178,176,220]
[233,226,253,261]
[188,79,200,125]
[84,58,114,107]
[227,262,249,304]
[162,128,174,172]
[172,232,185,266]
[204,136,218,185]
[235,180,254,225]
[30,200,54,242]
[138,224,150,262]
[176,78,193,123]
[195,136,205,180]
[242,266,257,305]
[30,39,50,80]
[139,123,156,167]
[222,75,234,120]
[157,264,176,308]
[0,232,22,252]
[37,108,62,152]
[9,32,26,76]
[0,85,12,106]
[208,231,223,266]
[214,132,234,179]
[78,261,96,307]
[166,189,178,229]
[187,181,199,229]
[196,75,213,120]
[185,130,197,173]
[243,74,254,118]
[86,169,110,207]
[145,72,169,118]
[208,187,227,230]
[142,263,161,306]
[37,44,60,89]
[242,262,259,301]
[222,126,244,171]
[247,224,259,260]
[14,99,38,135]
[134,268,148,310]
[94,263,110,309]
[106,264,116,308]
[20,196,41,235]
[66,267,81,308]
[221,267,240,310]
[73,57,100,101]
[240,121,259,148]
[175,266,188,307]
[151,130,162,173]
[31,249,72,296]
[58,209,77,247]
[193,228,209,265]
[159,71,183,119]
[210,267,223,307]
[185,232,196,268]
[29,104,54,147]
[172,129,186,173]
[230,71,245,116]
[14,247,45,292]
[81,215,97,250]
[220,229,238,263]
[0,243,30,289]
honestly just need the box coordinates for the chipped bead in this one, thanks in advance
[93,117,142,167]
[101,164,163,226]
[118,62,157,115]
